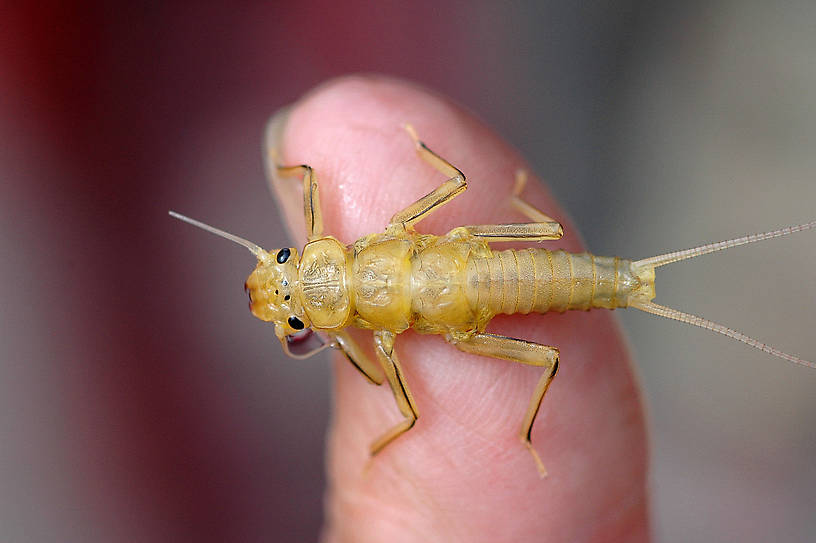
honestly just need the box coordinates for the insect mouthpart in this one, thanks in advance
[283,328,328,358]
[244,281,253,306]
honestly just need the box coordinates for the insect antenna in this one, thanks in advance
[169,211,270,261]
[631,219,816,369]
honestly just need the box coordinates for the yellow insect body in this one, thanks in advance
[272,230,651,336]
[170,125,814,476]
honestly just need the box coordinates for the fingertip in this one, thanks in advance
[266,76,649,542]
[268,75,571,247]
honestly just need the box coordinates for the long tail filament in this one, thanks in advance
[631,301,816,369]
[632,220,816,368]
[634,220,816,269]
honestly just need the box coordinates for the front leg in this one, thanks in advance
[275,163,323,241]
[370,330,420,455]
[263,111,323,240]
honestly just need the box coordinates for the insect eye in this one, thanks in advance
[288,316,304,330]
[276,248,291,264]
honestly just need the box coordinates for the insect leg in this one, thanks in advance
[462,222,563,242]
[369,330,420,455]
[459,170,563,241]
[446,332,559,476]
[331,330,385,385]
[388,125,467,228]
[275,163,323,240]
[511,170,563,228]
[403,124,465,179]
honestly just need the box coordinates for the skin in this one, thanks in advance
[268,75,649,543]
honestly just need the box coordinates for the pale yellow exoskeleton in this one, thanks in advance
[170,125,816,476]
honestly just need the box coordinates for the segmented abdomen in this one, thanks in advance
[465,249,639,315]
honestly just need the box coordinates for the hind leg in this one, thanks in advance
[461,170,563,241]
[446,332,559,477]
[463,221,562,241]
[511,170,561,225]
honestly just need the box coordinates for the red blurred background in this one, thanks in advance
[2,3,815,542]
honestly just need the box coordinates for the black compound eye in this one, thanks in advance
[276,248,291,264]
[287,316,304,330]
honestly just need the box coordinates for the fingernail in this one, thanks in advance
[262,105,310,245]
[262,104,292,189]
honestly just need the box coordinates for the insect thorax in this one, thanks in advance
[298,237,352,329]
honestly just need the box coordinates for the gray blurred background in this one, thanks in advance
[2,1,815,541]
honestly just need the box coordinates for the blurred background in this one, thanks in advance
[2,1,815,541]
